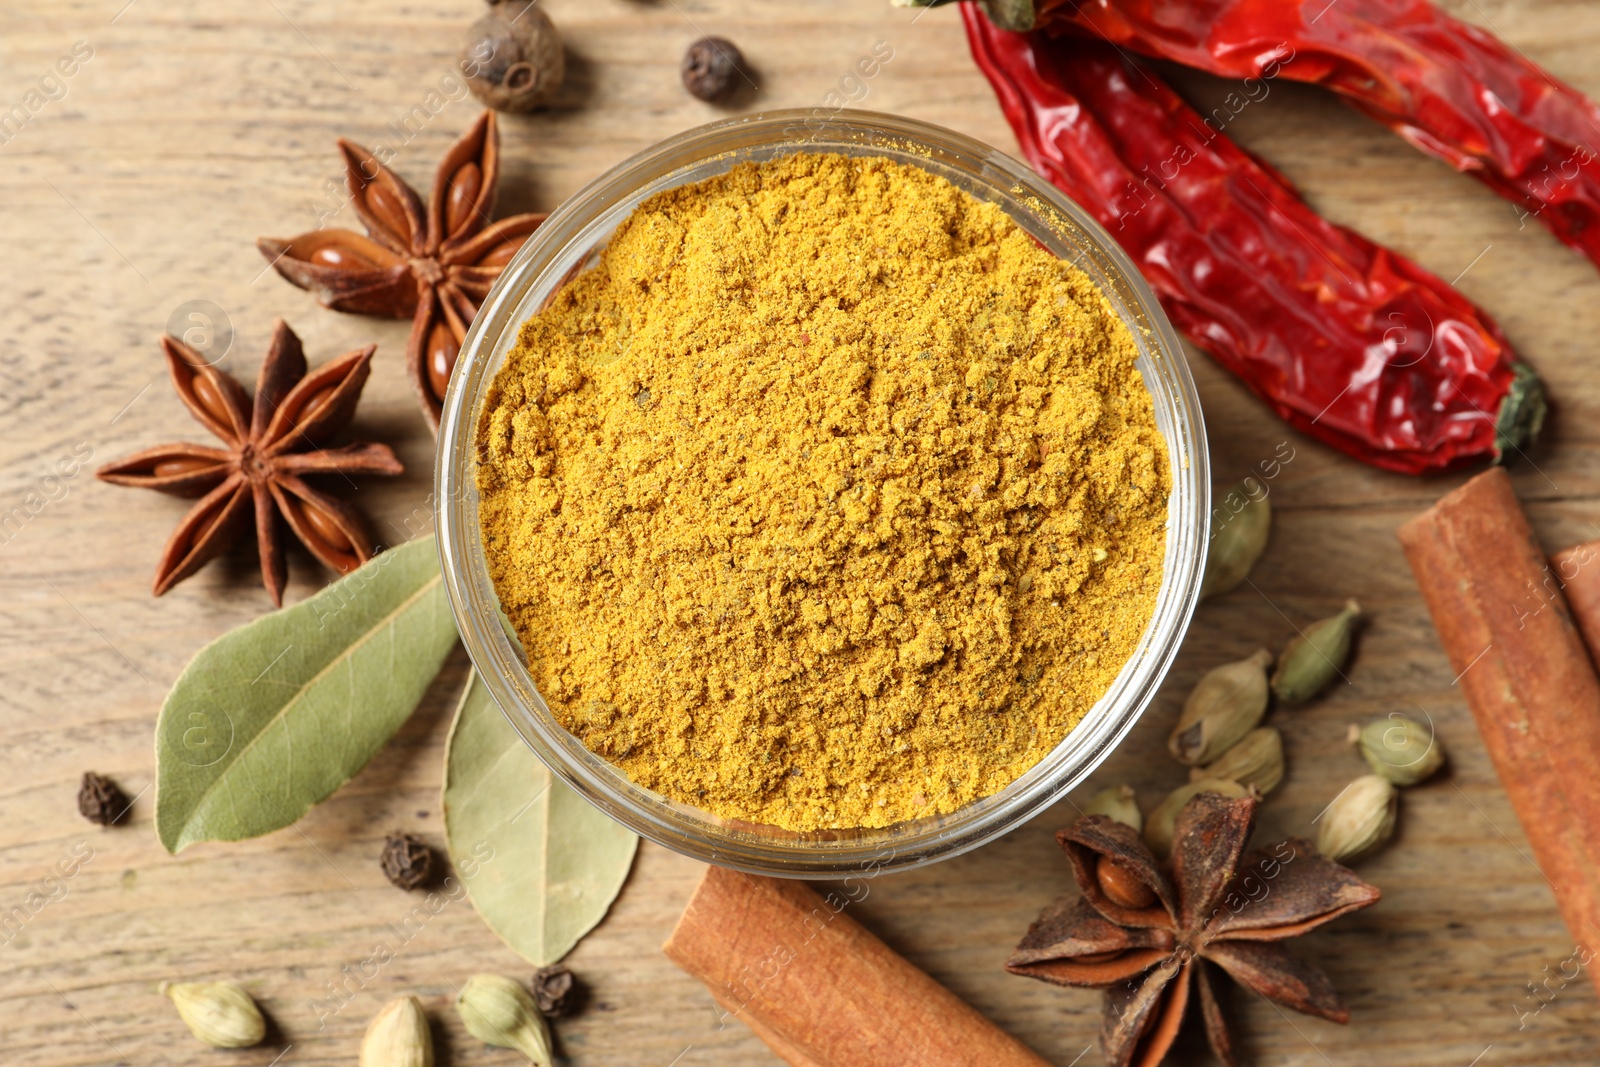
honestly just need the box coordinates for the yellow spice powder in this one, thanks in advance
[476,152,1169,831]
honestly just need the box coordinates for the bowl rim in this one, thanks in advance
[435,107,1209,877]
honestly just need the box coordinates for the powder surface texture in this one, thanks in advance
[476,152,1169,831]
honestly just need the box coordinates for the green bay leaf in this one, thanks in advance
[443,671,637,965]
[155,534,457,853]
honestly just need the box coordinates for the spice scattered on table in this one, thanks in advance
[530,964,577,1018]
[96,322,401,605]
[1008,793,1380,1067]
[77,771,128,826]
[962,11,1546,475]
[1192,725,1284,796]
[456,974,553,1065]
[476,151,1170,831]
[1142,777,1249,858]
[152,536,458,854]
[1081,783,1141,831]
[442,671,638,967]
[361,994,433,1067]
[665,865,1052,1066]
[1354,714,1446,786]
[681,36,746,101]
[461,0,565,113]
[380,831,436,890]
[1168,649,1272,766]
[1317,774,1400,863]
[1271,600,1361,704]
[1201,479,1271,599]
[160,980,266,1049]
[1400,467,1600,1001]
[258,112,546,430]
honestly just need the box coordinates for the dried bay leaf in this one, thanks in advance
[444,671,637,965]
[155,534,457,853]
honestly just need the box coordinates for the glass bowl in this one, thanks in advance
[435,108,1209,878]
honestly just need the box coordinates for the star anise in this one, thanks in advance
[96,321,402,606]
[257,110,546,432]
[1007,793,1380,1067]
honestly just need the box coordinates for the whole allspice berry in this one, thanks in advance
[78,771,128,826]
[381,832,436,890]
[682,36,746,101]
[460,0,565,113]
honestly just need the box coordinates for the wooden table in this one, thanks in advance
[5,1,1600,1063]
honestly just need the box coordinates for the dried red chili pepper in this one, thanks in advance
[964,9,1545,474]
[945,0,1600,270]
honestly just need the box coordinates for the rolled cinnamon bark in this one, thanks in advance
[1399,468,1600,996]
[663,866,1051,1067]
[1552,539,1600,665]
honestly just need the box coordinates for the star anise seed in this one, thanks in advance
[97,321,402,606]
[258,111,546,432]
[1007,793,1380,1067]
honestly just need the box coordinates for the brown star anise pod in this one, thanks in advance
[96,322,402,606]
[257,110,546,432]
[1007,793,1380,1067]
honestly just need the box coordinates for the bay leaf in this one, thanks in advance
[155,534,457,853]
[443,670,637,965]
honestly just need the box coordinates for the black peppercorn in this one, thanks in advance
[78,772,128,826]
[682,37,745,102]
[531,964,581,1017]
[380,831,436,890]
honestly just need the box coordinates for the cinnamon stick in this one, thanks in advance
[1552,539,1600,665]
[1399,468,1600,994]
[663,866,1051,1067]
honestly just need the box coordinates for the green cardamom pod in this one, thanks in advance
[1168,649,1273,766]
[1271,599,1361,704]
[1316,774,1397,863]
[1082,783,1142,832]
[1354,713,1445,786]
[457,974,552,1066]
[360,995,433,1067]
[1191,727,1284,795]
[1201,480,1272,599]
[160,980,265,1049]
[1144,778,1250,858]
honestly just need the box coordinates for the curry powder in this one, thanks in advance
[476,153,1169,831]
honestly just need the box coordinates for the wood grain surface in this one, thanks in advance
[4,1,1600,1065]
